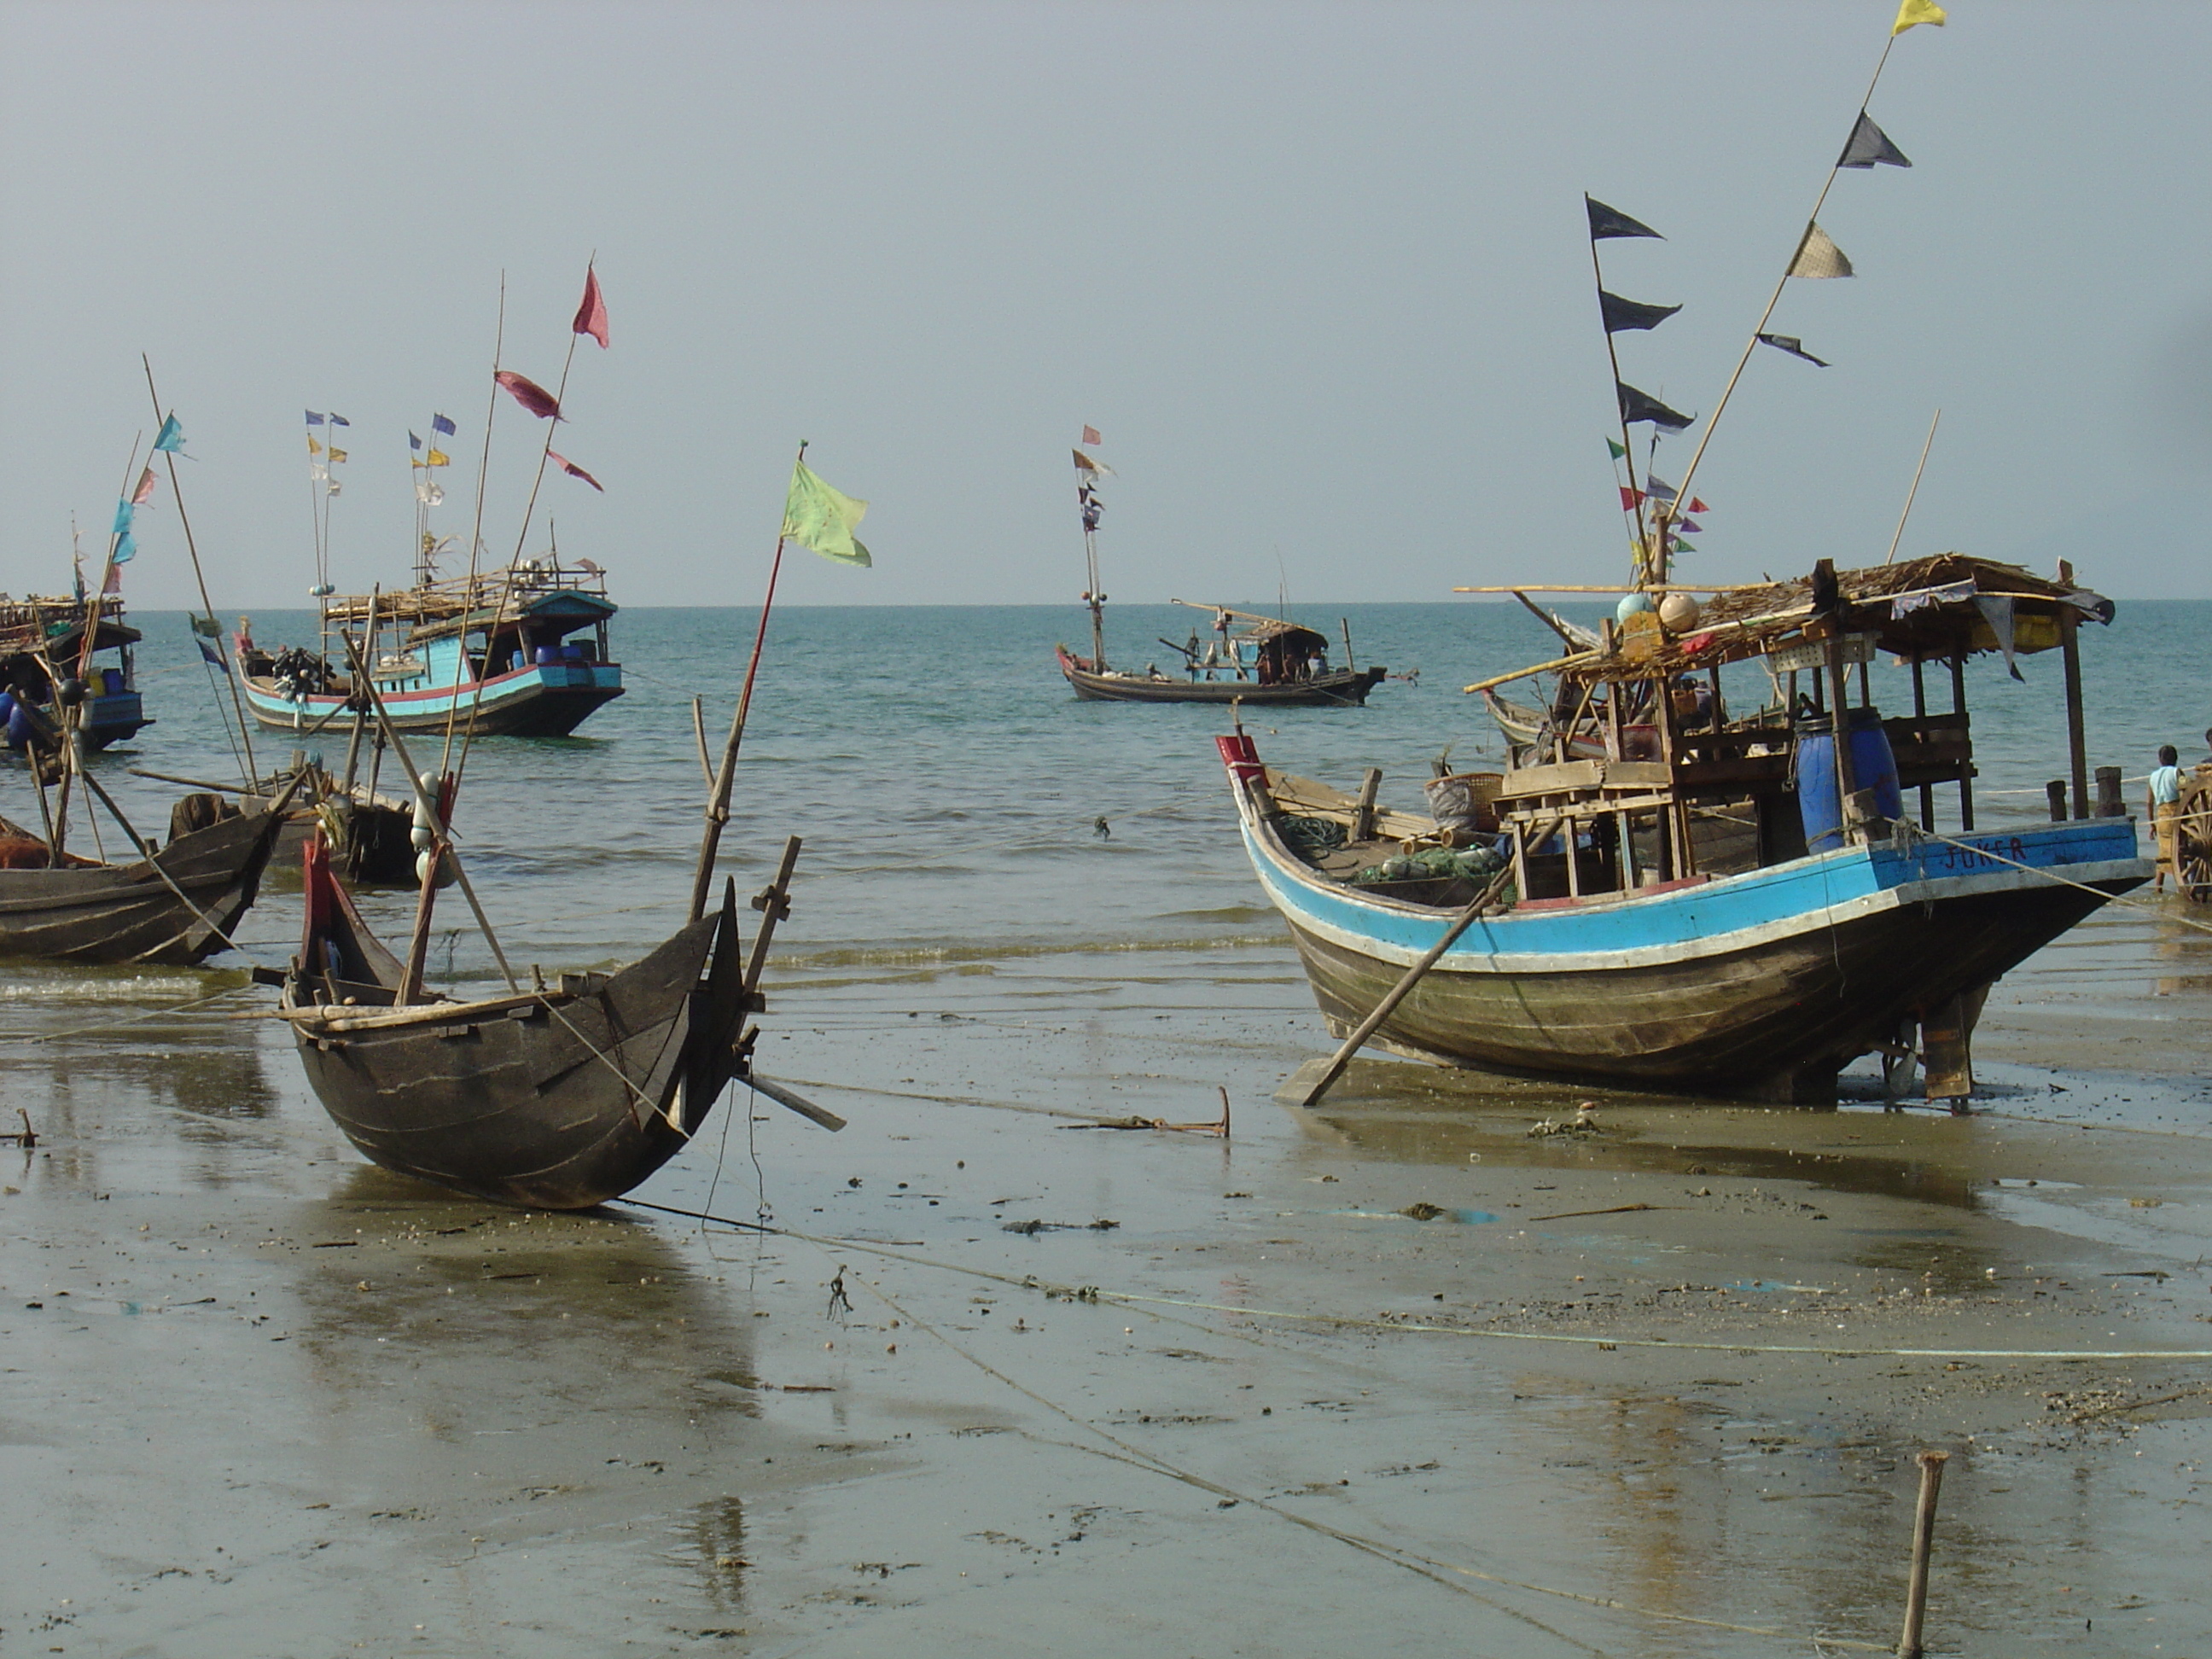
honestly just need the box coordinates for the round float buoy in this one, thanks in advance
[1657,592,1702,632]
[1615,591,1654,626]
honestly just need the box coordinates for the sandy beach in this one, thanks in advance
[6,889,2209,1658]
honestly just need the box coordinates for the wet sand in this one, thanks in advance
[5,899,2212,1656]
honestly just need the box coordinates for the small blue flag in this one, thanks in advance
[112,498,135,536]
[196,637,224,667]
[432,413,457,436]
[113,530,137,565]
[409,432,422,451]
[306,410,324,425]
[152,414,185,454]
[328,412,350,427]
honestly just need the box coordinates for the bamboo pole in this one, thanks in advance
[439,276,508,779]
[1896,1450,1949,1659]
[1452,585,1729,595]
[1586,200,1653,572]
[1298,859,1524,1109]
[1461,650,1603,696]
[688,444,806,923]
[1882,410,1941,565]
[2059,603,2089,819]
[143,358,259,784]
[1666,32,1905,521]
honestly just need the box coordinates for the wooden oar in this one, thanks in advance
[1296,859,1523,1109]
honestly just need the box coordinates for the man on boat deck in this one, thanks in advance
[2148,744,2183,891]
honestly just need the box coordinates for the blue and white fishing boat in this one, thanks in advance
[1225,555,2151,1105]
[236,558,623,737]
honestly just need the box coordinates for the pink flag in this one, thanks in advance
[103,562,124,595]
[1081,425,1102,446]
[548,451,603,492]
[573,265,609,349]
[131,468,158,505]
[495,370,562,421]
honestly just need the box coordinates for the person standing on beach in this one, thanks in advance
[2148,744,2183,891]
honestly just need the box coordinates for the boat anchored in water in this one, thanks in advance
[1051,443,1386,706]
[236,558,624,736]
[0,593,150,754]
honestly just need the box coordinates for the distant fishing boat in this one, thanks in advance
[236,558,624,736]
[0,594,151,754]
[1051,445,1387,707]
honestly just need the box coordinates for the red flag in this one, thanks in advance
[495,370,562,421]
[1618,486,1644,510]
[131,467,157,505]
[1080,424,1102,446]
[547,451,603,492]
[573,265,608,349]
[1686,497,1710,514]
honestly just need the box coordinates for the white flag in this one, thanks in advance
[1789,223,1854,280]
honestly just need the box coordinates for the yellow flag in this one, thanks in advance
[426,449,451,467]
[327,446,347,464]
[780,457,872,568]
[1893,0,1946,34]
[307,436,323,455]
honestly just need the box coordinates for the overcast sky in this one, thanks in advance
[3,1,2208,614]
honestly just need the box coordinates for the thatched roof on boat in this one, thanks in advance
[1169,600,1330,652]
[1553,554,2112,685]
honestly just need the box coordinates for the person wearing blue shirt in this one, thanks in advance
[2148,744,2183,891]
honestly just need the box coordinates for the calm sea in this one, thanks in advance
[49,597,2209,985]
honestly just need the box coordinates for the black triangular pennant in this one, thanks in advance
[1617,381,1696,432]
[1838,111,1912,170]
[1599,290,1682,334]
[1586,195,1662,242]
[1755,332,1831,368]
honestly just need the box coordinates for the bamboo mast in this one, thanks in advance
[438,276,507,780]
[143,359,259,783]
[1658,32,1905,540]
[688,442,805,923]
[1584,201,1654,581]
[1881,409,1941,565]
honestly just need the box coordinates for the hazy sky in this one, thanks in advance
[3,1,2208,614]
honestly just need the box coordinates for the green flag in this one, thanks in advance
[781,457,871,568]
[1605,437,1627,460]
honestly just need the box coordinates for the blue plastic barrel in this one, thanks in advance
[102,668,125,695]
[561,643,585,661]
[534,645,559,666]
[1796,707,1904,853]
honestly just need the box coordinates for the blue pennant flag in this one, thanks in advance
[196,637,224,667]
[112,530,138,565]
[152,414,185,454]
[409,431,422,451]
[431,413,457,436]
[112,498,135,536]
[327,412,350,427]
[306,410,324,425]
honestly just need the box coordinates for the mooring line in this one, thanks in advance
[614,1198,2212,1364]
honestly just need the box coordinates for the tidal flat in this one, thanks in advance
[5,898,2210,1658]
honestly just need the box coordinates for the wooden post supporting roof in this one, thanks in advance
[2058,603,2089,821]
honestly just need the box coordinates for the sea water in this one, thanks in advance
[61,597,2205,981]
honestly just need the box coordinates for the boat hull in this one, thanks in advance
[0,803,288,965]
[1058,646,1383,706]
[284,844,757,1209]
[1237,783,2149,1101]
[242,661,623,737]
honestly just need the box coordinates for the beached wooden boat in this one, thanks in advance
[135,754,415,885]
[236,559,623,736]
[1228,555,2151,1105]
[0,594,151,753]
[0,789,294,965]
[271,835,801,1209]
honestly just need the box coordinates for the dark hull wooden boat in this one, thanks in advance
[1057,646,1385,707]
[0,799,290,965]
[277,836,780,1209]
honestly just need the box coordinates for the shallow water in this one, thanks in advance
[5,598,2210,1655]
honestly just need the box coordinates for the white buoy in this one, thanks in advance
[1657,591,1702,632]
